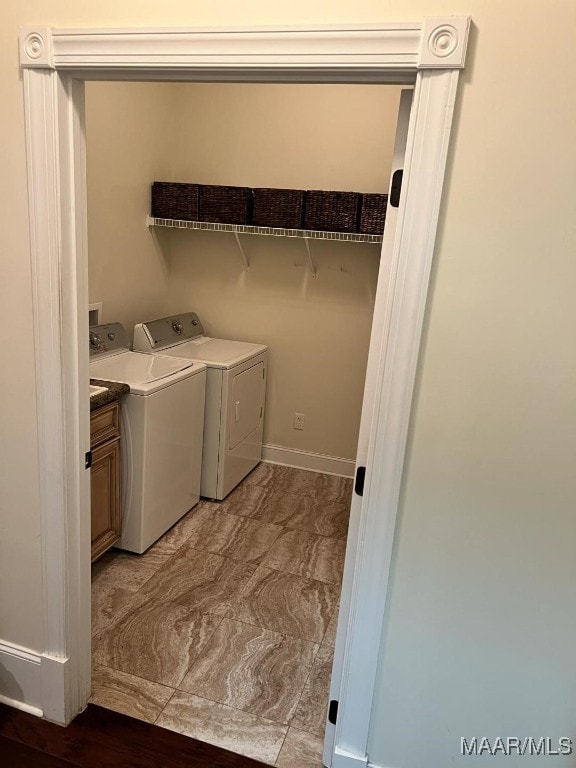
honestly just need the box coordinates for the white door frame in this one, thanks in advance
[19,19,470,765]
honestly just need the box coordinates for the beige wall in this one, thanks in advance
[1,2,576,767]
[367,3,576,766]
[167,231,381,459]
[86,82,181,332]
[86,82,400,459]
[170,83,398,191]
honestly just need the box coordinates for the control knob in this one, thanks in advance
[172,320,183,334]
[89,332,101,349]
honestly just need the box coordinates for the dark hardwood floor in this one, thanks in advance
[0,703,268,767]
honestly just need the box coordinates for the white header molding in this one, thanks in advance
[20,20,470,73]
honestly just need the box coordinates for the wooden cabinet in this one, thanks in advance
[90,402,121,561]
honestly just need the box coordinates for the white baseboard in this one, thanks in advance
[0,640,43,715]
[41,652,70,724]
[0,639,70,722]
[0,693,43,717]
[263,444,355,478]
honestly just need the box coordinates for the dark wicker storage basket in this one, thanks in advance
[198,185,251,225]
[252,188,304,229]
[359,193,388,234]
[151,182,199,221]
[303,190,361,233]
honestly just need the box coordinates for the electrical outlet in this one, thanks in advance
[294,412,305,430]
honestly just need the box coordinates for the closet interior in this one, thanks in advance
[86,80,402,767]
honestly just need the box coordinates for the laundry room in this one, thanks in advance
[86,79,403,766]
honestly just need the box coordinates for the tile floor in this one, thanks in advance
[91,463,351,767]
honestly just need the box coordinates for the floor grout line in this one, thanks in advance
[156,687,293,728]
[153,687,179,725]
[274,725,291,766]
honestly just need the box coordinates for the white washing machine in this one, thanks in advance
[133,312,268,500]
[89,323,206,553]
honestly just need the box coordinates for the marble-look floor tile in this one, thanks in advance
[230,567,339,643]
[157,691,288,765]
[92,546,171,586]
[250,465,352,504]
[222,476,350,537]
[149,500,222,555]
[262,530,346,584]
[161,505,283,563]
[135,544,258,616]
[276,727,325,768]
[91,580,138,638]
[93,599,221,688]
[242,462,286,489]
[248,490,349,539]
[288,499,349,540]
[91,548,170,635]
[291,643,334,736]
[89,663,173,723]
[179,618,318,724]
[218,482,270,519]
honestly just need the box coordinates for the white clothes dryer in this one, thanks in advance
[133,312,268,500]
[89,323,206,553]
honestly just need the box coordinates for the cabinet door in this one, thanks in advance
[91,437,121,562]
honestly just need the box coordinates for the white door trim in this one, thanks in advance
[19,19,470,764]
[328,70,461,767]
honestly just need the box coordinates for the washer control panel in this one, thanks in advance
[135,312,205,351]
[89,323,130,358]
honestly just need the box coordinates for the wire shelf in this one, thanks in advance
[147,216,383,244]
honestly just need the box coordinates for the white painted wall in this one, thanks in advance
[86,82,400,460]
[1,2,575,765]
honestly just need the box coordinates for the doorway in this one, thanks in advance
[20,20,468,768]
[85,79,404,765]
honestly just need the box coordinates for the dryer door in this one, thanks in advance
[229,361,265,449]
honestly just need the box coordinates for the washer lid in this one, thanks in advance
[180,337,268,368]
[89,351,205,394]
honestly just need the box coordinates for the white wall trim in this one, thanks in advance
[0,640,42,717]
[22,66,92,727]
[19,22,468,74]
[328,69,462,764]
[332,745,369,767]
[0,640,72,722]
[23,68,68,662]
[18,20,469,765]
[40,652,70,724]
[0,695,43,718]
[262,445,355,477]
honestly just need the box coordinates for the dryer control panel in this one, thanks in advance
[134,312,205,351]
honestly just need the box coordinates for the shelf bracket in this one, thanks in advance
[303,237,317,277]
[233,230,249,270]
